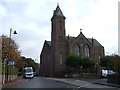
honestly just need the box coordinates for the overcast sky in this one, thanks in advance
[0,0,119,63]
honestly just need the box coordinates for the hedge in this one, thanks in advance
[107,74,120,84]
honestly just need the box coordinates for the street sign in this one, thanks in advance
[8,61,15,65]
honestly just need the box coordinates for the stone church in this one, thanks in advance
[40,5,105,77]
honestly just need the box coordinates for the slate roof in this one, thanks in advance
[66,36,75,42]
[53,5,64,16]
[66,36,102,46]
[46,41,51,46]
[87,38,102,46]
[46,36,102,47]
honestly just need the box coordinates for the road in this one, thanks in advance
[2,77,78,89]
[2,77,119,90]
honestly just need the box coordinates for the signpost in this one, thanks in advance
[8,61,15,65]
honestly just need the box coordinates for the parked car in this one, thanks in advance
[101,70,107,77]
[33,72,38,77]
[101,69,115,77]
[107,70,115,75]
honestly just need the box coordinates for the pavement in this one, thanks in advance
[1,76,27,88]
[46,77,120,88]
[79,78,120,88]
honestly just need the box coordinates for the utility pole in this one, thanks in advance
[6,28,17,82]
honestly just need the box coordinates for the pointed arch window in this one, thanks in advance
[60,54,63,64]
[59,21,62,30]
[74,45,80,55]
[85,45,90,57]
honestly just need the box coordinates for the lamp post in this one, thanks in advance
[80,66,83,77]
[6,28,17,82]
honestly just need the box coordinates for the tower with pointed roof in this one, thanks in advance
[51,5,67,74]
[51,5,66,43]
[40,5,105,77]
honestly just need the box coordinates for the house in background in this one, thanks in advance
[40,5,104,77]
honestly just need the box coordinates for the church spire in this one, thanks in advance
[57,0,59,6]
[53,4,64,16]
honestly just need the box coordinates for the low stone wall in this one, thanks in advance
[107,74,120,84]
[67,73,97,78]
[2,74,18,84]
[81,73,97,78]
[0,75,2,89]
[54,72,98,78]
[8,75,18,82]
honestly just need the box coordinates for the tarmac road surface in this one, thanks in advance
[2,77,119,90]
[2,77,78,89]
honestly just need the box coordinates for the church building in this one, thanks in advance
[40,5,105,77]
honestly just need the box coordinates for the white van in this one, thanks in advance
[22,67,34,78]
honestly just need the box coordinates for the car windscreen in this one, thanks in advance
[25,69,33,72]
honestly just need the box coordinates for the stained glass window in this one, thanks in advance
[74,45,80,55]
[85,45,90,57]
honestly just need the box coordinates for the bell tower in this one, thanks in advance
[51,5,66,43]
[51,5,66,75]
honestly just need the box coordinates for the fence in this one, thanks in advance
[2,63,19,84]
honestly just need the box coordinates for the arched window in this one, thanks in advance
[58,21,62,31]
[59,21,62,30]
[85,45,90,57]
[60,54,63,64]
[74,45,80,55]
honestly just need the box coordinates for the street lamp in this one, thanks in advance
[80,66,83,77]
[6,28,17,82]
